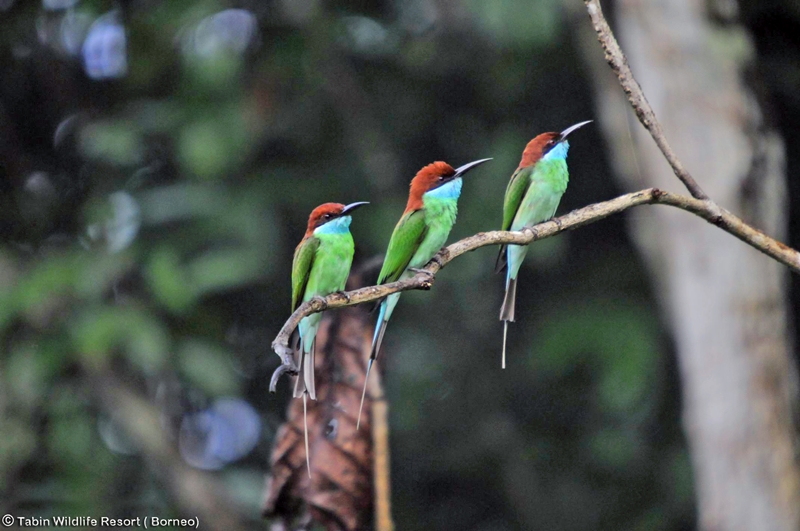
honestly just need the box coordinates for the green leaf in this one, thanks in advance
[79,121,144,166]
[71,306,168,373]
[146,247,197,312]
[532,299,661,416]
[188,248,261,295]
[178,339,238,396]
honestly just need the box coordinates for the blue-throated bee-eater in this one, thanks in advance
[356,158,491,428]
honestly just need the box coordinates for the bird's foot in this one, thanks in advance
[310,295,329,310]
[409,267,434,279]
[409,267,435,290]
[333,290,351,304]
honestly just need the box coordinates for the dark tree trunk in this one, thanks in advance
[264,270,387,531]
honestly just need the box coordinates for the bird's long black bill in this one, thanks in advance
[453,158,492,177]
[559,120,593,141]
[342,201,370,215]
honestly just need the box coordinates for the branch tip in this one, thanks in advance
[583,0,709,200]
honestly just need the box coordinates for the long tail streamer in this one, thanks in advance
[502,321,508,369]
[356,359,374,430]
[303,393,311,478]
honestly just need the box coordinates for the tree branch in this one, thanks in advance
[270,187,800,392]
[583,0,709,200]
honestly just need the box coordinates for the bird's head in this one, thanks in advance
[405,158,492,212]
[305,201,369,236]
[519,120,592,168]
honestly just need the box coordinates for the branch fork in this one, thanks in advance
[268,0,800,394]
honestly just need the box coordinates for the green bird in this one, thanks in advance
[497,120,591,368]
[291,200,368,475]
[356,158,491,429]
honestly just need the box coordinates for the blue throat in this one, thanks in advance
[423,177,463,202]
[314,215,352,235]
[544,140,569,161]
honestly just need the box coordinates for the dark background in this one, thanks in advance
[0,0,797,529]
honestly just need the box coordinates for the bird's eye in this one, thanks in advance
[439,175,445,181]
[324,214,332,219]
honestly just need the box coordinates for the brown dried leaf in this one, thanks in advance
[264,274,377,531]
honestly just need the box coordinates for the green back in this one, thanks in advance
[501,166,533,232]
[291,236,320,311]
[502,160,568,230]
[377,209,428,285]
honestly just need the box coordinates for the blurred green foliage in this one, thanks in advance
[0,0,695,529]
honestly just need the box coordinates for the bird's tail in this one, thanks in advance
[293,338,316,400]
[356,359,374,431]
[502,321,509,370]
[499,276,517,369]
[371,297,390,361]
[495,244,508,274]
[500,277,517,322]
[357,302,389,430]
[294,337,315,477]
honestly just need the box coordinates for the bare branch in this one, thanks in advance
[269,188,800,391]
[583,0,709,200]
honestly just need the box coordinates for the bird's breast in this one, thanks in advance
[305,232,354,296]
[421,195,459,228]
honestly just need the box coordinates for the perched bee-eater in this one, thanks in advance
[497,121,591,368]
[357,158,491,429]
[292,201,368,475]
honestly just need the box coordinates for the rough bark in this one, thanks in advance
[263,272,383,531]
[580,0,800,529]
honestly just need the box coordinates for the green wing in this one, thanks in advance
[378,209,428,285]
[501,166,533,231]
[291,236,320,311]
[496,166,533,272]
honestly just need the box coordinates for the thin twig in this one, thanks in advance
[269,187,800,391]
[583,0,708,200]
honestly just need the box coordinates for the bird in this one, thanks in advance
[356,158,491,429]
[291,201,368,475]
[497,120,592,369]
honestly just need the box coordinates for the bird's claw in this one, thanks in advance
[334,290,351,304]
[409,267,434,279]
[310,295,329,311]
[409,267,435,290]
